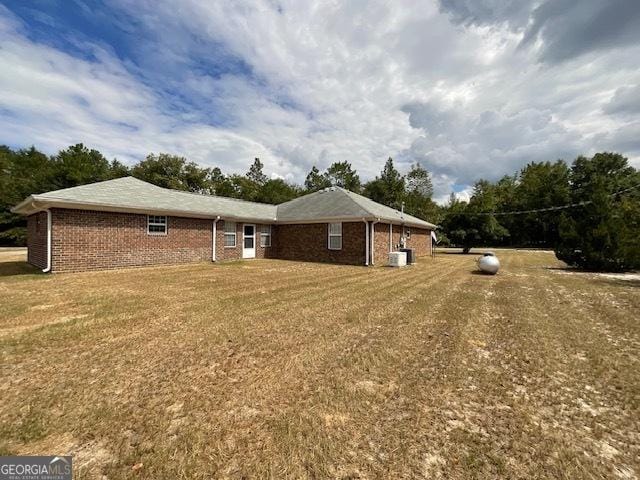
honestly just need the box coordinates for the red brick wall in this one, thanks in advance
[50,209,213,272]
[214,220,276,261]
[32,208,430,272]
[405,227,432,257]
[274,222,366,265]
[372,222,392,266]
[371,223,432,265]
[27,212,48,269]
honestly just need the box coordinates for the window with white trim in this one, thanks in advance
[147,215,167,235]
[328,222,342,250]
[224,221,236,247]
[260,225,272,247]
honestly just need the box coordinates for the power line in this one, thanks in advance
[445,183,640,217]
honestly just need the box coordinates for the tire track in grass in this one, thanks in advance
[248,258,475,478]
[139,258,466,478]
[459,253,639,479]
[522,269,640,478]
[0,257,460,475]
[461,256,597,480]
[0,260,369,339]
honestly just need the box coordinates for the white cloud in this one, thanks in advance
[0,0,639,206]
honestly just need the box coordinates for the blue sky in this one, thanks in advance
[1,0,639,202]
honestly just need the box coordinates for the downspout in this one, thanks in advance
[212,216,221,262]
[371,219,379,265]
[42,209,52,273]
[363,218,369,266]
[389,223,393,253]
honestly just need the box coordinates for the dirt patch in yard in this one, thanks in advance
[1,250,639,479]
[550,268,640,282]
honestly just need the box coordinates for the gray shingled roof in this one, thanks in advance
[277,187,436,229]
[13,177,436,228]
[13,177,278,221]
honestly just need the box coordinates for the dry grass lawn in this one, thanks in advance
[1,248,639,479]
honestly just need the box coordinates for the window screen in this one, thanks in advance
[328,222,342,250]
[224,221,236,247]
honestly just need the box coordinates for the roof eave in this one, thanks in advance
[11,192,435,228]
[276,215,436,229]
[10,195,43,215]
[12,198,277,223]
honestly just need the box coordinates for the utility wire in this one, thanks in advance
[445,183,640,217]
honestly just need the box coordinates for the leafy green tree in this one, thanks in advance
[325,161,361,192]
[404,162,437,221]
[555,152,640,271]
[208,167,236,197]
[108,159,130,179]
[228,174,260,202]
[0,144,129,245]
[489,174,518,245]
[0,146,56,245]
[51,144,115,189]
[182,162,212,193]
[132,153,210,192]
[304,166,331,192]
[441,181,509,253]
[0,146,13,188]
[255,179,301,204]
[469,180,509,246]
[363,157,405,209]
[246,157,268,186]
[405,162,433,198]
[441,193,473,252]
[510,161,570,247]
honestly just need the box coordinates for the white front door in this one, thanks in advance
[243,224,256,258]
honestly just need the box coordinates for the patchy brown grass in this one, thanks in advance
[1,249,639,479]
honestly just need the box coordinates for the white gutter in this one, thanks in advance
[212,216,221,261]
[371,219,379,265]
[42,209,52,273]
[363,218,369,266]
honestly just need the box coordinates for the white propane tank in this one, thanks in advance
[478,252,500,274]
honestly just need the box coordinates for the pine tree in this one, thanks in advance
[246,157,268,186]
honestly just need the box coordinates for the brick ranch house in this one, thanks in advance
[12,177,437,273]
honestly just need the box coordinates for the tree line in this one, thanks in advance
[442,152,640,271]
[1,144,638,270]
[0,144,435,245]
